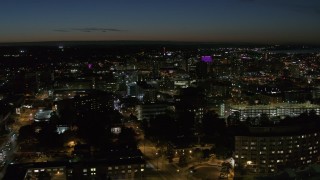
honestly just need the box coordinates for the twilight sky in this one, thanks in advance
[1,0,320,43]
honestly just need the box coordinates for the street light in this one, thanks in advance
[156,152,159,170]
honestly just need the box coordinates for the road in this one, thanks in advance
[0,91,46,179]
[126,120,234,180]
[0,132,19,179]
[191,165,222,179]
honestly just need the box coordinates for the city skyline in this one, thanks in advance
[1,0,320,44]
[1,38,320,179]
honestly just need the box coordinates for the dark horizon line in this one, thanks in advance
[0,40,320,47]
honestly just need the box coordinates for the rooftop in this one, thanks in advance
[34,110,53,121]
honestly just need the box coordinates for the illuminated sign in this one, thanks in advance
[201,56,212,63]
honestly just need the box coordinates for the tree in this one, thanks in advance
[117,127,137,148]
[57,99,77,126]
[129,113,138,122]
[202,149,211,159]
[149,114,177,141]
[177,111,195,137]
[38,171,51,180]
[193,148,204,163]
[37,122,62,148]
[75,110,120,147]
[227,111,240,126]
[202,111,226,137]
[49,111,60,124]
[260,113,270,126]
[221,162,232,171]
[178,153,187,166]
[18,125,35,143]
[166,150,174,163]
[244,117,255,126]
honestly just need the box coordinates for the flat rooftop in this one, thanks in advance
[34,110,53,121]
[230,103,320,110]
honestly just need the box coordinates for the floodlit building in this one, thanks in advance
[34,109,53,122]
[230,103,320,120]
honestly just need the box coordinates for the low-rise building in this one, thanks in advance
[136,103,169,121]
[230,103,320,120]
[33,109,53,122]
[4,149,146,180]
